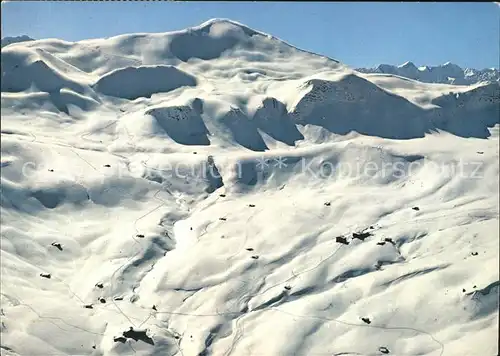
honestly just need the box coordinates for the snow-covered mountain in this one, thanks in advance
[1,19,499,356]
[356,61,500,85]
[1,35,34,48]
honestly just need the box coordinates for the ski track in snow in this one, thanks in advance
[1,18,499,356]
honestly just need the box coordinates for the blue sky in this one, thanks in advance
[2,1,499,69]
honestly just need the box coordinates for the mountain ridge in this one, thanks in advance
[1,35,35,48]
[356,61,500,85]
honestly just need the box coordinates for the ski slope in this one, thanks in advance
[1,19,499,356]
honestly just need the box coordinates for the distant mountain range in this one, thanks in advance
[1,35,35,48]
[356,62,499,85]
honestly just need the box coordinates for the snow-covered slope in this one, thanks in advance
[356,62,500,85]
[1,19,499,356]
